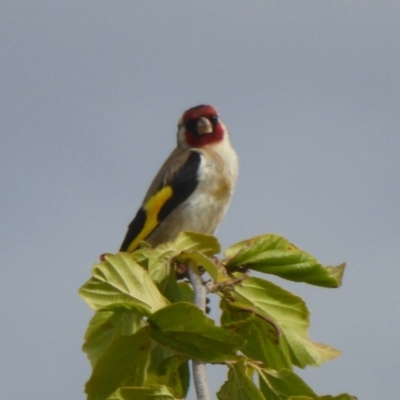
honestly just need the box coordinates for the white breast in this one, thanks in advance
[147,135,238,246]
[184,138,238,233]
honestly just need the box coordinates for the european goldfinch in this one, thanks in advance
[120,104,238,253]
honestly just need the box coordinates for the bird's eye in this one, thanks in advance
[209,115,219,126]
[185,119,198,133]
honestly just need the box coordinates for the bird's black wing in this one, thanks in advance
[119,150,201,252]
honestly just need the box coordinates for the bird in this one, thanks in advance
[119,104,238,253]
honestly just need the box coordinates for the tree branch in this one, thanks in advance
[187,264,211,400]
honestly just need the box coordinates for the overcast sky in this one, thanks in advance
[1,2,399,399]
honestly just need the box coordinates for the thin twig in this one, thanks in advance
[206,270,250,294]
[187,264,212,400]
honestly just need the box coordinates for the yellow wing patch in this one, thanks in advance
[126,186,173,253]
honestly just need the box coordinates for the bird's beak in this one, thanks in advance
[196,117,213,135]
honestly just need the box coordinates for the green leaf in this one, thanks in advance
[217,359,266,400]
[176,281,194,303]
[83,311,144,366]
[174,231,221,254]
[230,277,340,368]
[178,251,222,282]
[85,327,152,400]
[225,234,288,260]
[256,367,316,399]
[224,235,345,288]
[146,352,189,399]
[107,385,175,400]
[224,300,281,341]
[144,342,189,399]
[79,253,169,316]
[221,308,292,370]
[130,243,177,273]
[130,243,181,302]
[148,302,244,363]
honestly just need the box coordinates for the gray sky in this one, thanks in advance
[1,2,399,399]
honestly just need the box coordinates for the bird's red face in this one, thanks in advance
[179,105,226,148]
